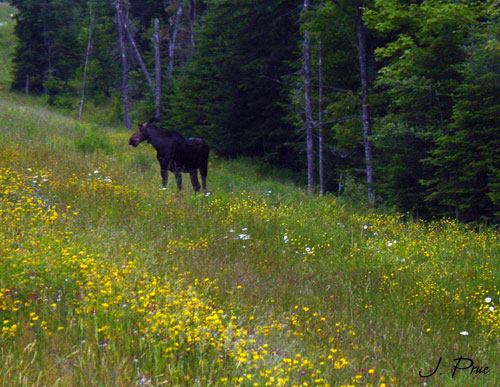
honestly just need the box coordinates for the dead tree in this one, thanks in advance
[115,2,131,129]
[123,18,153,87]
[318,37,324,195]
[121,14,162,118]
[154,18,161,118]
[303,0,314,195]
[331,0,375,203]
[356,11,375,204]
[79,0,93,121]
[25,74,29,95]
[188,0,196,46]
[168,2,183,77]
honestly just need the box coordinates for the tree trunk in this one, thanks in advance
[123,17,153,87]
[42,0,52,95]
[356,12,375,204]
[115,2,131,130]
[154,18,161,118]
[318,37,324,195]
[79,0,93,121]
[188,0,196,47]
[168,3,183,78]
[303,0,314,195]
[25,73,29,95]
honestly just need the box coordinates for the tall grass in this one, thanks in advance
[1,91,499,387]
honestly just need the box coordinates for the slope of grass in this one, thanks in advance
[1,91,499,387]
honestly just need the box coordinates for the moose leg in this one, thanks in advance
[161,169,169,187]
[200,146,209,191]
[174,170,182,190]
[190,171,201,192]
[200,171,207,191]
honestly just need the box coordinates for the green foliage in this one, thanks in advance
[10,0,85,97]
[425,16,500,221]
[366,0,498,221]
[167,0,301,167]
[74,125,113,154]
[0,3,16,88]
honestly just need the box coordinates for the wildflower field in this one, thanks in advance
[1,5,500,387]
[1,97,500,387]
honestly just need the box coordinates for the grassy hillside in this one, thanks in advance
[1,89,500,387]
[1,3,500,387]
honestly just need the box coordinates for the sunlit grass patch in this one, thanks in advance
[0,156,359,386]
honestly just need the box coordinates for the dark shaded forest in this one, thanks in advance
[7,0,500,222]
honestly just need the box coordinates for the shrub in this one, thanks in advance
[74,126,113,154]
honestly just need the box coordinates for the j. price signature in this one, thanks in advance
[419,357,490,379]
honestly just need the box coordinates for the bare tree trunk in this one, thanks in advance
[330,1,376,203]
[122,14,162,118]
[356,12,375,204]
[303,0,314,195]
[25,73,29,95]
[154,18,161,118]
[42,0,52,95]
[115,2,131,130]
[123,17,153,87]
[79,0,93,121]
[188,0,196,46]
[318,37,324,195]
[168,3,183,78]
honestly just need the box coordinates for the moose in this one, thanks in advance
[129,118,209,192]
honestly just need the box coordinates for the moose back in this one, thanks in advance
[129,118,209,192]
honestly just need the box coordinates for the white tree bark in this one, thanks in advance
[115,2,131,129]
[356,12,375,204]
[123,17,153,87]
[303,0,314,195]
[154,18,161,118]
[188,0,196,47]
[79,0,93,121]
[318,37,324,195]
[168,2,183,78]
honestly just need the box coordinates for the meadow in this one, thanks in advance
[1,4,500,387]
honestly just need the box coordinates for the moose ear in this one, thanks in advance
[149,117,160,124]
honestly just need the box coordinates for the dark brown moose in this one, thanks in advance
[129,118,209,192]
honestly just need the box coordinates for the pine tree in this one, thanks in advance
[425,14,500,221]
[167,0,301,166]
[365,0,482,217]
[11,0,85,102]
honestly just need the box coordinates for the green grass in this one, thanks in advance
[1,3,500,386]
[1,88,500,387]
[0,2,16,89]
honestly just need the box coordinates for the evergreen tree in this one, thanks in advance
[365,0,484,217]
[11,0,85,101]
[425,10,500,221]
[167,0,301,166]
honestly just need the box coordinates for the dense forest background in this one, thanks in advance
[5,0,500,222]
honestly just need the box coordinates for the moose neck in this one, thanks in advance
[145,125,166,150]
